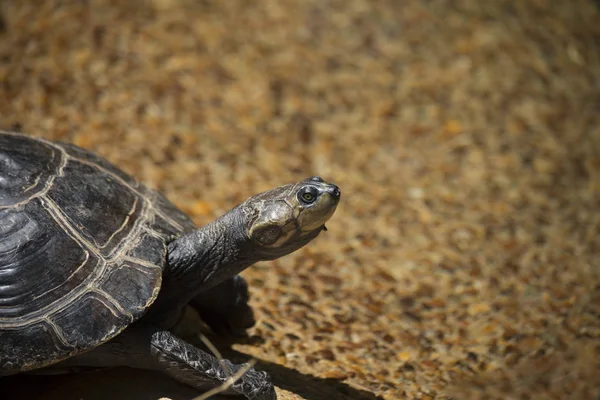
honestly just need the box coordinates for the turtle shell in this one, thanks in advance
[0,131,196,374]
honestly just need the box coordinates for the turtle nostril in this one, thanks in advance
[330,186,341,198]
[310,176,324,182]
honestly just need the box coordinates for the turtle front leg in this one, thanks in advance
[190,275,256,337]
[60,324,275,400]
[150,330,275,399]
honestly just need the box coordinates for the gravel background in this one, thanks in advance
[1,1,600,399]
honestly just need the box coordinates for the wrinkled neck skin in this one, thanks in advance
[148,207,259,322]
[167,207,257,290]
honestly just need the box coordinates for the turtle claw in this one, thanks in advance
[220,360,277,400]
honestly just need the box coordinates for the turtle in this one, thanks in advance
[0,130,340,399]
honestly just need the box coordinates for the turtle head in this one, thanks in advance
[240,176,340,259]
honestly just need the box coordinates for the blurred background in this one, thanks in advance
[1,1,599,399]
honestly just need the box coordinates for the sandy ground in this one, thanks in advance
[1,0,600,399]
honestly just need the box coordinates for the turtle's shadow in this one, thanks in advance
[221,347,384,400]
[0,368,202,400]
[0,344,382,400]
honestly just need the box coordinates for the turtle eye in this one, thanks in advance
[298,186,319,205]
[302,192,315,202]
